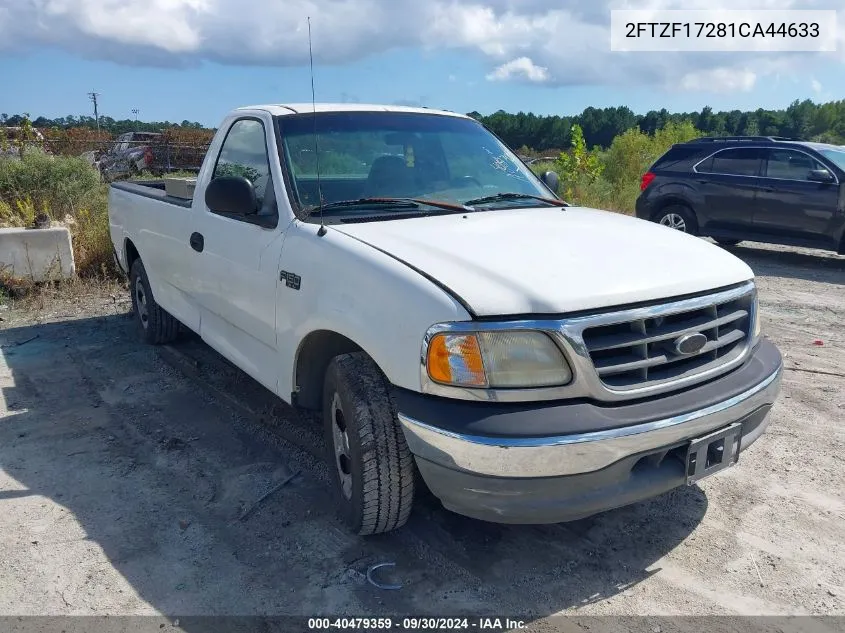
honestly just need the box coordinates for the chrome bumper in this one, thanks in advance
[399,365,782,479]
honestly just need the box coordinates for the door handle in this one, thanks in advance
[190,232,204,252]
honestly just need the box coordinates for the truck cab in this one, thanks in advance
[109,104,783,534]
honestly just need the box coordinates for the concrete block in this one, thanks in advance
[164,177,196,199]
[0,227,76,281]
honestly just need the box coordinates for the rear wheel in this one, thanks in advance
[130,259,180,345]
[654,205,698,235]
[322,352,415,535]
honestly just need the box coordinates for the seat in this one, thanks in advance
[365,155,416,197]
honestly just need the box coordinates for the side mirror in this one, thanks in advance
[205,176,258,215]
[807,168,835,183]
[540,170,560,193]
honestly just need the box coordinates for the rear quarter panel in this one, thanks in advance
[108,185,201,331]
[641,178,704,219]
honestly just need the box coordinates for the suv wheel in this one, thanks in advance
[655,205,698,235]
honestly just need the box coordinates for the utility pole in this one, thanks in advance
[88,91,100,133]
[131,108,139,131]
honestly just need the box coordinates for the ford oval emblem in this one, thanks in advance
[674,332,708,356]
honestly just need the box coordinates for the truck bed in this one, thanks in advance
[110,180,192,209]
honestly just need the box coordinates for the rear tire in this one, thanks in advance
[129,259,180,345]
[322,352,415,535]
[654,205,698,235]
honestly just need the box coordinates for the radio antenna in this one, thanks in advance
[308,17,327,237]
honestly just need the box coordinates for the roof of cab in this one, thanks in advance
[234,103,470,118]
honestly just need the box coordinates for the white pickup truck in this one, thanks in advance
[109,104,783,535]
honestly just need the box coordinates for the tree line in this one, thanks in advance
[0,113,207,135]
[469,99,845,151]
[3,98,845,150]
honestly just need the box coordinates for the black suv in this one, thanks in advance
[635,136,845,254]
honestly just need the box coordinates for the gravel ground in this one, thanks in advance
[0,241,843,628]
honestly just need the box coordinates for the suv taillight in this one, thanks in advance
[640,172,656,191]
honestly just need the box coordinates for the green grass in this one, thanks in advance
[0,151,115,278]
[70,184,114,277]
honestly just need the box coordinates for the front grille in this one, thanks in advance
[581,289,754,391]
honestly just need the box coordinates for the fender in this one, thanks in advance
[274,222,471,403]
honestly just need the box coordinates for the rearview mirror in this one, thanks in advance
[807,168,835,183]
[384,132,414,146]
[541,170,560,193]
[205,176,258,215]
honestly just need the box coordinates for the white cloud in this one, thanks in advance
[678,68,757,93]
[811,78,823,94]
[486,57,549,83]
[0,0,842,92]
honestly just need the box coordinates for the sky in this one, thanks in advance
[0,0,842,127]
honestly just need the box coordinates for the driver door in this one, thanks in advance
[753,148,840,241]
[191,116,285,389]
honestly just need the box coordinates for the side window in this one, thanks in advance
[709,148,762,176]
[213,119,273,208]
[653,146,700,171]
[765,149,823,180]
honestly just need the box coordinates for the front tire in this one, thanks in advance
[322,352,415,535]
[130,259,180,345]
[654,205,698,235]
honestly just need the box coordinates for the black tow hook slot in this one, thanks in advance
[685,422,743,484]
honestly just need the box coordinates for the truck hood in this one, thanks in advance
[331,206,755,317]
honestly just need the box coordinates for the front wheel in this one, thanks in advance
[322,352,415,535]
[654,205,698,235]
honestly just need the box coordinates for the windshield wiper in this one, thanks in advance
[305,197,472,216]
[463,192,567,207]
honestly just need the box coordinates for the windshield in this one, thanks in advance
[276,112,555,218]
[818,147,845,171]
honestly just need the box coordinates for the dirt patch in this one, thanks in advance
[0,276,128,327]
[0,242,843,622]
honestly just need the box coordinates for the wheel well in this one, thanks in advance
[651,198,694,221]
[294,331,363,410]
[124,238,140,273]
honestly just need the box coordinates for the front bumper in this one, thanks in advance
[398,339,782,524]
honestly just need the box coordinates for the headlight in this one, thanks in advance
[426,330,572,389]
